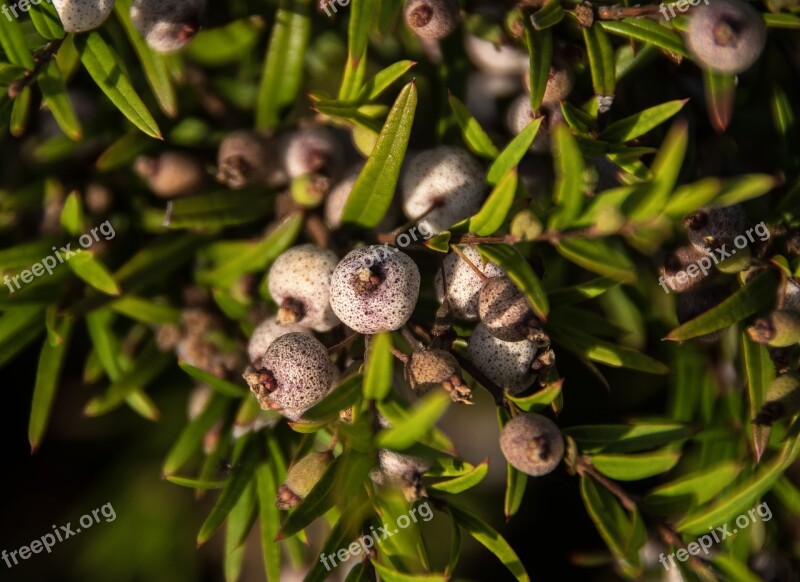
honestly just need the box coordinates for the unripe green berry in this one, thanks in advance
[683,205,748,254]
[405,348,472,403]
[217,131,283,190]
[277,452,332,509]
[659,246,715,293]
[134,151,207,199]
[478,276,547,343]
[499,413,564,477]
[435,246,504,321]
[247,316,312,368]
[404,0,459,40]
[685,0,766,74]
[401,146,486,232]
[53,0,115,33]
[752,374,800,426]
[329,247,420,334]
[268,245,340,333]
[130,0,206,53]
[747,310,800,347]
[467,322,538,393]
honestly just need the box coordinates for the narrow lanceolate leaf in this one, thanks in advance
[548,278,619,305]
[163,395,230,475]
[549,124,584,229]
[364,332,393,400]
[38,59,82,140]
[198,437,260,546]
[166,189,272,229]
[0,11,35,69]
[377,390,451,450]
[703,69,735,133]
[565,423,691,454]
[741,334,775,462]
[449,505,530,582]
[357,60,416,103]
[257,0,311,128]
[29,317,73,452]
[255,461,281,582]
[470,170,517,236]
[342,81,417,228]
[600,99,688,143]
[487,118,542,185]
[110,296,181,325]
[645,460,743,514]
[303,373,363,421]
[550,327,668,374]
[524,25,553,112]
[530,0,565,30]
[29,1,65,39]
[556,237,637,284]
[507,379,563,411]
[224,482,256,581]
[449,94,500,159]
[429,460,489,494]
[625,119,688,221]
[339,0,376,100]
[371,561,448,582]
[10,85,31,136]
[582,26,615,109]
[165,475,227,489]
[499,408,527,520]
[666,270,779,341]
[599,20,688,57]
[74,33,162,139]
[60,191,84,235]
[67,251,121,296]
[179,362,249,398]
[477,244,549,321]
[590,449,681,481]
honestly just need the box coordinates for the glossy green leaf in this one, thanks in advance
[10,85,31,137]
[339,0,375,100]
[591,449,681,480]
[582,26,615,104]
[449,94,499,159]
[371,561,448,582]
[549,124,585,229]
[29,1,65,39]
[703,69,735,133]
[524,25,553,112]
[162,395,230,475]
[742,334,774,462]
[476,244,548,320]
[304,373,363,421]
[363,332,393,400]
[599,19,688,57]
[187,19,262,67]
[110,296,181,325]
[179,362,249,398]
[530,0,565,30]
[507,380,562,411]
[551,326,668,374]
[470,170,517,236]
[377,390,451,450]
[357,60,416,103]
[0,11,34,69]
[38,59,82,140]
[429,460,489,494]
[645,460,743,514]
[165,475,227,489]
[341,81,417,228]
[600,99,688,143]
[67,251,121,296]
[224,481,256,581]
[166,189,272,229]
[548,278,619,305]
[487,118,542,185]
[256,460,281,582]
[60,191,83,235]
[565,423,691,454]
[556,237,637,284]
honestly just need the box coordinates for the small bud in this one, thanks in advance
[747,310,800,347]
[752,374,800,426]
[277,452,332,509]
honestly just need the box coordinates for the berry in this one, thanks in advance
[247,316,312,367]
[683,205,748,254]
[435,245,504,321]
[464,34,529,75]
[401,146,486,232]
[130,0,206,53]
[658,246,715,293]
[243,333,337,420]
[279,125,344,181]
[329,246,420,334]
[268,245,339,332]
[676,285,730,342]
[217,131,283,190]
[276,452,332,509]
[752,374,800,426]
[53,0,115,33]
[404,0,459,40]
[467,322,538,393]
[372,449,430,502]
[685,0,766,74]
[780,278,800,312]
[499,413,564,477]
[134,152,207,198]
[523,58,575,105]
[404,348,473,403]
[746,310,800,347]
[466,71,521,128]
[478,275,548,343]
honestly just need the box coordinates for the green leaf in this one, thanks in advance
[166,189,273,229]
[498,408,527,520]
[600,99,688,143]
[74,32,162,139]
[711,555,761,582]
[60,191,84,235]
[10,85,31,137]
[339,0,376,100]
[590,449,681,480]
[507,380,563,411]
[582,25,615,105]
[28,317,73,452]
[278,456,340,539]
[186,18,262,67]
[549,124,585,229]
[357,60,416,103]
[0,11,35,69]
[303,373,363,421]
[256,460,281,582]
[565,423,691,454]
[38,59,82,140]
[742,334,774,462]
[29,1,65,39]
[162,395,230,475]
[703,69,735,133]
[364,332,393,400]
[341,81,417,228]
[524,26,553,112]
[645,460,743,514]
[486,118,542,185]
[198,437,260,545]
[429,460,489,494]
[714,174,779,208]
[256,0,311,128]
[469,170,517,236]
[449,505,530,582]
[110,296,181,325]
[666,270,779,341]
[555,237,637,284]
[179,362,249,398]
[599,19,688,57]
[371,562,448,582]
[224,481,256,581]
[547,278,619,305]
[550,326,668,374]
[67,251,121,296]
[530,0,565,30]
[449,93,500,159]
[165,475,227,489]
[476,244,549,321]
[377,390,451,450]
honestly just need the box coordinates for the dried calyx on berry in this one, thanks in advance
[276,451,333,509]
[371,449,430,502]
[478,275,548,344]
[53,0,115,33]
[747,310,800,347]
[404,348,473,404]
[752,374,800,426]
[467,322,538,393]
[500,413,564,477]
[130,0,206,53]
[404,0,460,40]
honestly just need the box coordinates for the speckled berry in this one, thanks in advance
[268,245,340,332]
[276,452,332,509]
[435,245,504,321]
[404,0,459,40]
[464,34,529,75]
[247,316,313,368]
[329,246,420,334]
[217,131,284,189]
[372,449,430,502]
[658,246,715,293]
[279,125,344,180]
[467,323,538,393]
[131,0,206,53]
[676,285,730,342]
[499,413,564,476]
[523,58,575,105]
[478,276,548,344]
[134,152,207,198]
[53,0,115,33]
[685,0,766,74]
[244,333,337,419]
[401,146,486,232]
[683,205,748,254]
[405,349,472,403]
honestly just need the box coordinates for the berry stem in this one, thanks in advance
[449,244,488,282]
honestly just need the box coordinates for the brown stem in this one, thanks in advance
[390,347,410,364]
[596,4,666,20]
[327,331,360,355]
[8,38,64,100]
[450,244,488,282]
[452,350,507,407]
